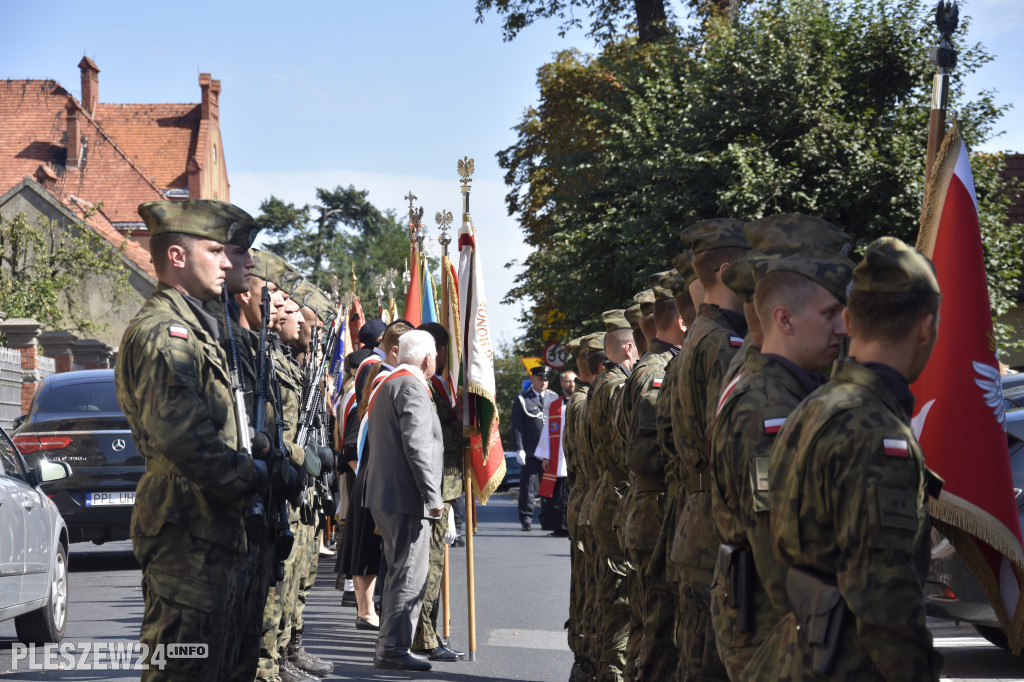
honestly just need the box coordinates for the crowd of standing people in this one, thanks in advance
[115,198,469,681]
[556,214,944,681]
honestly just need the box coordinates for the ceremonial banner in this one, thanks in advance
[440,254,461,406]
[349,297,365,350]
[915,121,1024,652]
[458,216,506,504]
[422,257,439,324]
[404,251,423,327]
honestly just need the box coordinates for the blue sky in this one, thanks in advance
[3,0,1021,345]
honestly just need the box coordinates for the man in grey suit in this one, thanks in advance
[361,329,444,672]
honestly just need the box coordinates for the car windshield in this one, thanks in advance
[30,380,122,420]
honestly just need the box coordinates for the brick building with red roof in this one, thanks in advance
[0,57,232,348]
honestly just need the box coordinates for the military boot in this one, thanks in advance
[288,632,334,676]
[278,648,318,682]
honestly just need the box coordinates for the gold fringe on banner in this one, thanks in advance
[917,120,963,258]
[930,491,1024,654]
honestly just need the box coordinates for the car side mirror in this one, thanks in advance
[34,459,72,484]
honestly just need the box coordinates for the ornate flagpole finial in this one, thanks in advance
[403,259,411,288]
[385,267,398,304]
[436,209,454,252]
[350,263,358,296]
[373,273,386,308]
[457,156,474,221]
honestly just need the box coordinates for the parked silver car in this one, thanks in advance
[924,374,1024,651]
[0,425,72,644]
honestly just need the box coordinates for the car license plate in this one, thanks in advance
[85,491,135,506]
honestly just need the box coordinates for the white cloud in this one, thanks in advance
[230,168,530,346]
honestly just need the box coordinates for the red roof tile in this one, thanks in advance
[94,103,200,191]
[65,195,156,279]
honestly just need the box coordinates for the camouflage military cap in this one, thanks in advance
[679,218,750,254]
[625,304,643,329]
[667,271,688,298]
[566,337,582,358]
[852,237,940,295]
[647,271,675,301]
[580,332,605,353]
[138,199,259,247]
[672,250,699,287]
[249,248,303,297]
[743,212,853,255]
[292,281,335,323]
[748,245,856,303]
[722,253,756,303]
[601,309,630,332]
[634,289,655,315]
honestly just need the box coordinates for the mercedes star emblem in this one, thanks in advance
[111,438,126,452]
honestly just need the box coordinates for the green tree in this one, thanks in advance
[0,211,130,334]
[256,185,413,311]
[499,0,1024,351]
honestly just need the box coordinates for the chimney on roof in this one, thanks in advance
[199,73,220,121]
[66,102,82,168]
[78,56,99,116]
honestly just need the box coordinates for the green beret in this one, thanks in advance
[679,218,750,254]
[293,281,335,323]
[722,254,756,303]
[625,304,643,329]
[601,309,630,332]
[250,248,303,297]
[138,199,259,247]
[852,237,940,295]
[647,271,676,301]
[580,332,605,354]
[673,250,698,287]
[748,245,856,303]
[634,290,655,316]
[744,213,853,256]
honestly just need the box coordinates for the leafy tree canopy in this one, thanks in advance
[0,211,130,334]
[256,185,414,312]
[498,0,1022,352]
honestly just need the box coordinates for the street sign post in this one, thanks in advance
[544,342,569,369]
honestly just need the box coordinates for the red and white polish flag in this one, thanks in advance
[914,122,1024,652]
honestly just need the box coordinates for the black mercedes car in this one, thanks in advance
[12,369,143,544]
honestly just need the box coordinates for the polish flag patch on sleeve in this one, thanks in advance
[729,336,744,347]
[168,325,189,340]
[652,378,663,389]
[763,417,786,434]
[883,438,909,458]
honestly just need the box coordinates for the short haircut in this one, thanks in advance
[653,298,680,331]
[632,328,647,353]
[397,329,438,365]
[640,313,657,340]
[418,321,449,350]
[674,294,697,328]
[149,232,197,274]
[380,322,413,354]
[753,270,821,328]
[585,348,607,376]
[846,290,940,344]
[694,247,749,289]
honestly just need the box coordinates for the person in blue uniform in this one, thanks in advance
[511,365,558,530]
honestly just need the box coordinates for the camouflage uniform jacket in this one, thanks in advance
[768,359,942,680]
[585,363,629,556]
[430,381,465,502]
[620,339,678,552]
[115,284,260,553]
[709,352,820,651]
[565,383,591,530]
[668,304,746,578]
[272,343,307,468]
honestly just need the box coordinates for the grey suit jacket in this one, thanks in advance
[361,369,443,517]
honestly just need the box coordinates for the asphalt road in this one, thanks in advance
[0,492,1021,680]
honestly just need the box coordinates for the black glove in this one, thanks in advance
[317,446,335,474]
[284,464,305,506]
[249,459,269,495]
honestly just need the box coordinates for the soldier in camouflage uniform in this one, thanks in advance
[411,322,468,662]
[666,219,750,681]
[586,310,639,681]
[707,214,854,680]
[565,332,605,680]
[767,237,944,680]
[616,271,687,681]
[115,199,270,682]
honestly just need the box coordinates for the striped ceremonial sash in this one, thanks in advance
[355,365,430,472]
